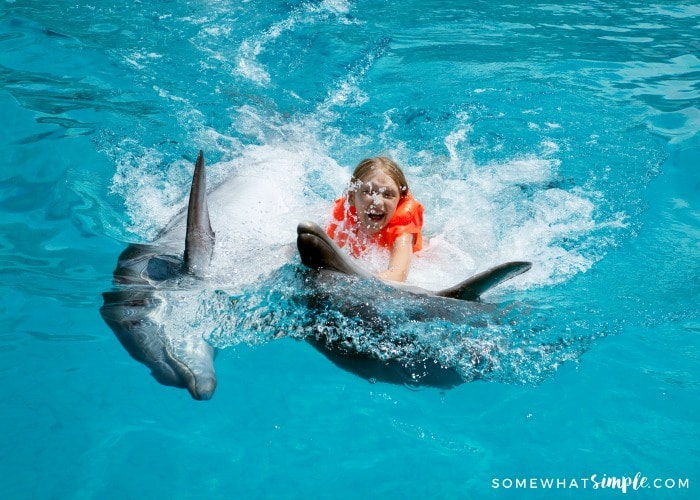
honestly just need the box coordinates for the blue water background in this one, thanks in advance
[1,0,698,498]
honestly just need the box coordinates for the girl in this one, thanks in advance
[326,157,424,282]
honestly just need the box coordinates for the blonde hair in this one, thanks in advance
[349,157,409,198]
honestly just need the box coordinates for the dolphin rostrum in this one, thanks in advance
[100,151,217,400]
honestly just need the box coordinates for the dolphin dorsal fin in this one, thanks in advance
[435,261,532,301]
[184,150,215,276]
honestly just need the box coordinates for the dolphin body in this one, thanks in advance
[296,221,532,388]
[100,151,217,400]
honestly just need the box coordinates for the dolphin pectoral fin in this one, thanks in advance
[436,261,532,301]
[296,221,373,279]
[184,150,215,277]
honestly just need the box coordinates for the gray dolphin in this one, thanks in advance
[295,221,533,387]
[100,151,217,400]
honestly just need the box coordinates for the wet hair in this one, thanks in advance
[349,156,409,198]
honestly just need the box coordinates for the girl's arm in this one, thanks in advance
[376,233,414,282]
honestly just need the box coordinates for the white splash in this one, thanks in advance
[111,101,613,297]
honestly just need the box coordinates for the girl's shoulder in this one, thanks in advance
[390,193,423,226]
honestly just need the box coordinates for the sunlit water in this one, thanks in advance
[1,0,698,498]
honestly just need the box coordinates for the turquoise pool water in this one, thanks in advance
[1,0,698,498]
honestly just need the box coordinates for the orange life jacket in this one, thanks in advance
[326,192,424,257]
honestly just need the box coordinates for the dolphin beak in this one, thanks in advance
[188,375,217,401]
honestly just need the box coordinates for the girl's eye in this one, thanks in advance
[360,189,395,199]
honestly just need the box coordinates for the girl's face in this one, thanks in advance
[349,169,401,235]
